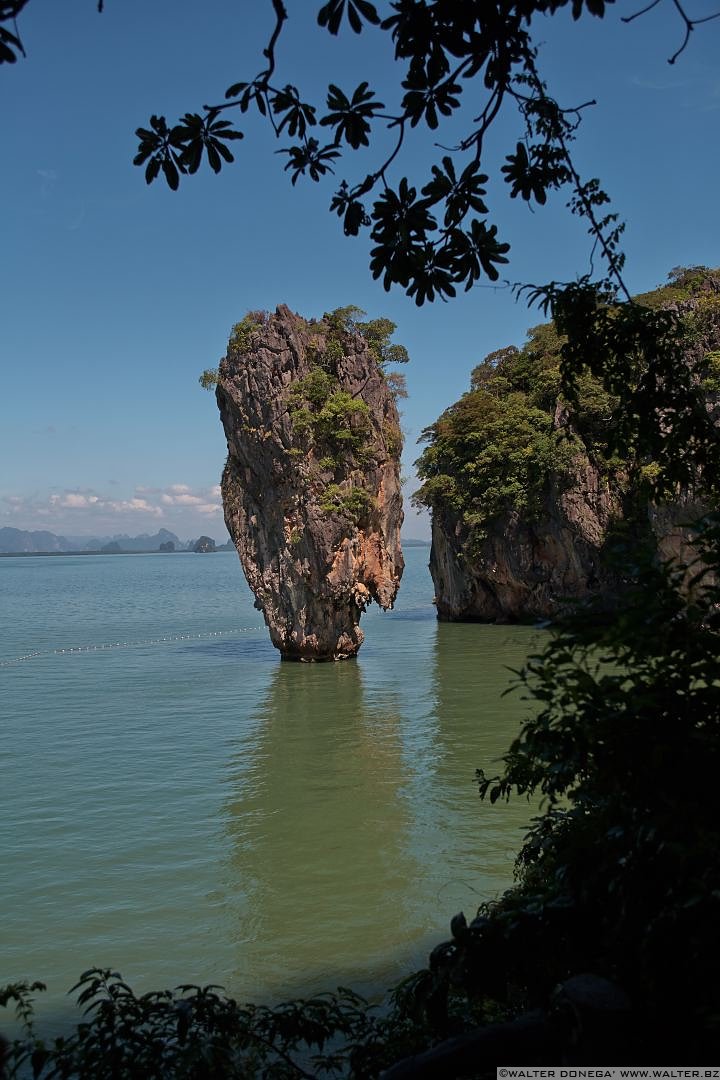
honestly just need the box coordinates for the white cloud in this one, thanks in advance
[117,498,163,516]
[161,492,205,506]
[63,493,96,508]
[630,75,691,92]
[1,483,227,538]
[50,492,101,509]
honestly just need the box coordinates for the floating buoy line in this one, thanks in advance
[0,627,263,667]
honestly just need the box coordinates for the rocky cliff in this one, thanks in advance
[427,471,707,622]
[216,305,404,660]
[416,267,720,622]
[428,461,622,622]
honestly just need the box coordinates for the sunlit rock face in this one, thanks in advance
[216,305,404,660]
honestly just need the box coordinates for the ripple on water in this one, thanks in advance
[1,548,540,1026]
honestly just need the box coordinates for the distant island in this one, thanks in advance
[0,526,234,556]
[0,525,429,556]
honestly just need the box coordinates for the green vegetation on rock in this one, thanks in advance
[318,483,375,520]
[322,305,409,399]
[280,306,408,522]
[414,268,720,538]
[228,310,268,353]
[198,368,219,391]
[414,323,602,534]
[200,312,271,390]
[203,305,407,528]
[287,370,371,461]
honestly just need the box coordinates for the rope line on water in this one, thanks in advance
[0,627,263,667]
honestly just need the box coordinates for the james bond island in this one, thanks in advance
[216,305,405,661]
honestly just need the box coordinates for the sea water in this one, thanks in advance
[1,547,540,1026]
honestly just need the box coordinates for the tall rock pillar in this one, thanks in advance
[216,305,404,660]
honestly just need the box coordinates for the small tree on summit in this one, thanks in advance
[198,369,219,391]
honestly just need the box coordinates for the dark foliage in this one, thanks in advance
[0,969,439,1078]
[467,515,720,1058]
[120,1,717,309]
[0,1,30,64]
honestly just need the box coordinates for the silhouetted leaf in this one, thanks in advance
[144,157,160,184]
[161,157,179,190]
[320,81,384,148]
[318,0,379,35]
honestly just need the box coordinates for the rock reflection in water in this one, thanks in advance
[219,618,542,1002]
[221,659,417,999]
[404,622,542,917]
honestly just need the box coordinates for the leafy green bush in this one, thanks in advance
[414,385,580,533]
[414,272,720,537]
[414,319,591,533]
[701,350,720,393]
[323,306,409,400]
[0,968,426,1079]
[198,368,219,391]
[318,483,374,522]
[382,420,403,457]
[287,370,371,458]
[463,517,720,1053]
[228,310,268,354]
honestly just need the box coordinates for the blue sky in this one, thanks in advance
[2,0,718,542]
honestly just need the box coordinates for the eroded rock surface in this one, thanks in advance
[429,459,715,624]
[429,459,623,622]
[216,305,404,659]
[421,269,720,622]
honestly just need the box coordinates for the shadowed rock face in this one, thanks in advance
[430,430,711,624]
[427,274,720,623]
[216,305,404,660]
[429,457,629,622]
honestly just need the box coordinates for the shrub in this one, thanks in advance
[318,483,374,522]
[0,968,423,1079]
[383,420,403,457]
[198,368,219,390]
[323,306,410,400]
[414,387,578,530]
[287,372,371,458]
[228,310,268,353]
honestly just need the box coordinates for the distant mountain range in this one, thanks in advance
[0,526,429,555]
[0,527,233,554]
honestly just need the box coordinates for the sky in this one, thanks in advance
[1,0,719,542]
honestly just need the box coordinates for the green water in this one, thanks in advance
[1,549,539,1026]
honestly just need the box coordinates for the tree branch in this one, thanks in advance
[621,0,663,23]
[259,0,287,85]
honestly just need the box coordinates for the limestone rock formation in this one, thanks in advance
[216,305,404,660]
[193,536,216,553]
[429,460,623,622]
[418,268,720,623]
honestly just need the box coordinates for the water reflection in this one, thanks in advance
[220,620,543,1001]
[405,623,542,917]
[221,660,417,998]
